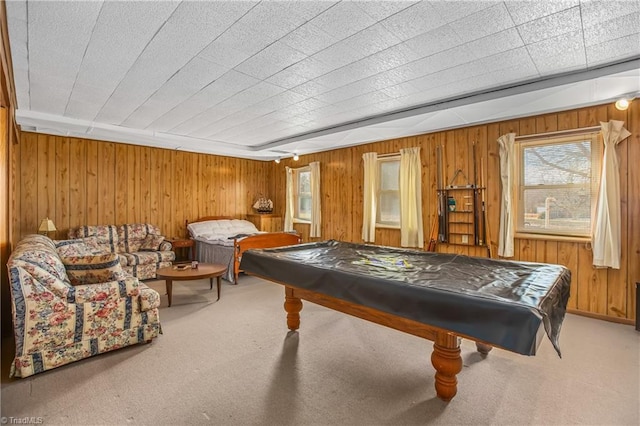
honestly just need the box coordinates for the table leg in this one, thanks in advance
[284,287,303,331]
[216,276,221,301]
[166,280,173,307]
[431,332,462,401]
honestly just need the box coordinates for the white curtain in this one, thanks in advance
[362,152,378,242]
[592,120,631,269]
[284,166,294,232]
[399,147,423,248]
[498,133,516,257]
[309,161,322,238]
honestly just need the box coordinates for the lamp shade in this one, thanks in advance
[38,217,57,233]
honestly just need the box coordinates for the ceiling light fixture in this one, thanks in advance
[293,153,299,161]
[614,98,631,111]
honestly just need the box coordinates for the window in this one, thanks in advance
[516,132,601,237]
[377,157,400,227]
[293,166,311,222]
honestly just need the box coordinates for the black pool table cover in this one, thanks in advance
[240,240,571,357]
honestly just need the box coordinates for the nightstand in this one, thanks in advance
[167,238,194,262]
[246,214,282,232]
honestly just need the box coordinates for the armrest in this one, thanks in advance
[71,276,140,304]
[159,239,173,251]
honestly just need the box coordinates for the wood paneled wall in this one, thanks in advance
[9,103,639,324]
[270,103,639,324]
[13,134,273,240]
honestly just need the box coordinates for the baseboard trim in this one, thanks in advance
[568,309,635,327]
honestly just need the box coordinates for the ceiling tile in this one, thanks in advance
[465,28,525,60]
[402,25,463,58]
[430,1,500,25]
[235,42,308,80]
[582,11,640,47]
[354,0,418,21]
[586,33,640,66]
[266,69,310,90]
[517,6,581,44]
[147,70,260,133]
[340,23,402,57]
[380,1,444,41]
[123,58,229,128]
[505,0,579,25]
[289,80,332,97]
[280,22,339,56]
[312,40,367,70]
[449,3,515,43]
[580,0,640,27]
[283,56,336,80]
[309,1,377,41]
[527,30,585,64]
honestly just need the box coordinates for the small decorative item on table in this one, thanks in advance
[173,264,191,271]
[192,260,198,269]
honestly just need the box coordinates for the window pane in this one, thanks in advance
[521,187,591,235]
[298,195,311,220]
[378,192,400,224]
[523,141,591,186]
[380,161,399,190]
[299,171,311,193]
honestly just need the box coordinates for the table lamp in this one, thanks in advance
[38,217,57,237]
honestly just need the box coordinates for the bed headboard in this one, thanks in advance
[185,216,233,227]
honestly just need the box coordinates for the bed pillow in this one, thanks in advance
[230,220,259,234]
[187,220,219,238]
[61,253,124,285]
[139,234,165,251]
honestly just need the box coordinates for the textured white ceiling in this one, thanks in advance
[6,0,640,160]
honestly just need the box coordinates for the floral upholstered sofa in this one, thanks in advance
[68,223,175,280]
[7,234,162,378]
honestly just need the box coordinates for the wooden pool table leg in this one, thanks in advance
[431,332,462,401]
[284,287,303,331]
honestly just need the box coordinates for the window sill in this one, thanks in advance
[515,232,591,244]
[376,224,400,230]
[293,219,311,225]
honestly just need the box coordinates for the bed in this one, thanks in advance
[186,216,302,284]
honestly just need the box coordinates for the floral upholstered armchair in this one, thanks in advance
[68,223,174,280]
[7,234,162,378]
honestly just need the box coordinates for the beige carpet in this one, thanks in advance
[1,275,639,425]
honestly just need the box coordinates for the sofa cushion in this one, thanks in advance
[139,234,165,251]
[122,251,174,266]
[61,253,125,285]
[55,239,105,257]
[68,226,119,253]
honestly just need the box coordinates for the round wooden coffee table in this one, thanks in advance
[156,263,227,307]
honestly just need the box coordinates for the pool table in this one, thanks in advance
[240,240,571,401]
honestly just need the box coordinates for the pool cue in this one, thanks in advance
[427,214,438,251]
[436,145,446,243]
[472,142,479,246]
[481,158,493,258]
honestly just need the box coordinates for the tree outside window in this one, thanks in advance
[517,133,600,237]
